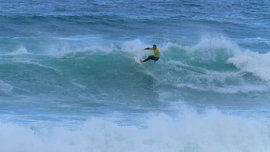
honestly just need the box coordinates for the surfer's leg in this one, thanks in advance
[153,57,159,62]
[142,55,154,62]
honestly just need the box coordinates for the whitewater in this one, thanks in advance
[0,0,270,151]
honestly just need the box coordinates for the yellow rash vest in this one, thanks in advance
[152,47,160,58]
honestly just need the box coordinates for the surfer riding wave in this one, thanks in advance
[140,44,160,63]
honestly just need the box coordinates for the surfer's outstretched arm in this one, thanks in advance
[144,47,152,50]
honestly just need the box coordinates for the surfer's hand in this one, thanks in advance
[144,47,150,50]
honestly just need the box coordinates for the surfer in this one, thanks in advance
[140,44,160,63]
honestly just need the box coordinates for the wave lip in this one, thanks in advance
[228,50,270,81]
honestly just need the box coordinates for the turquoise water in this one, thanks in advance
[1,0,270,151]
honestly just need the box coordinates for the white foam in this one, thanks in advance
[69,79,86,89]
[46,41,114,56]
[189,35,270,82]
[9,47,29,55]
[11,59,60,74]
[121,39,149,58]
[0,108,269,152]
[0,80,13,94]
[7,36,116,57]
[164,59,267,93]
[228,50,270,81]
[191,35,239,52]
[176,83,268,94]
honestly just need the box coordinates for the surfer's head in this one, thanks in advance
[153,44,157,49]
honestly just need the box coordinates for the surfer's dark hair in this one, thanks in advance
[153,44,157,47]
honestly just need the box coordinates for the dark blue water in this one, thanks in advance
[0,0,270,151]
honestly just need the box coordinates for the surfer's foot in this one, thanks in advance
[140,59,143,63]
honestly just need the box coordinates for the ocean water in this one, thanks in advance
[1,0,270,151]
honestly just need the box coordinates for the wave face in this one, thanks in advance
[1,0,270,151]
[1,36,270,117]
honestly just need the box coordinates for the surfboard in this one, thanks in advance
[134,57,142,64]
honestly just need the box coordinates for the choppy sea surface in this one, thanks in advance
[1,0,270,151]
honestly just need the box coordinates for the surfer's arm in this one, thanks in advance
[144,47,153,50]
